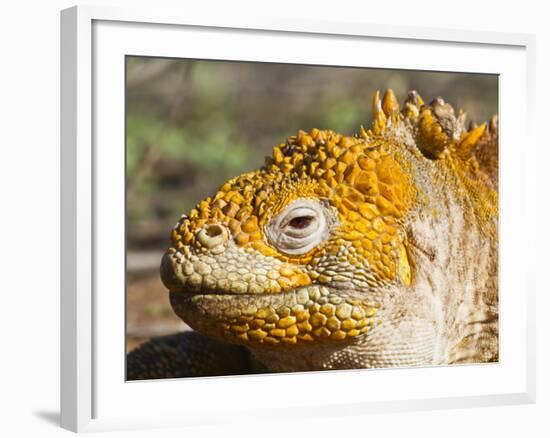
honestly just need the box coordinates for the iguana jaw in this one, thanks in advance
[168,283,381,348]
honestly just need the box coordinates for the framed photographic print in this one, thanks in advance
[61,5,536,432]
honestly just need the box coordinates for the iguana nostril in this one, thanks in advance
[196,224,227,249]
[204,224,223,237]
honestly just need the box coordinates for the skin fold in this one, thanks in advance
[127,89,498,379]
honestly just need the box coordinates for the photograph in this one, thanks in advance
[125,57,499,380]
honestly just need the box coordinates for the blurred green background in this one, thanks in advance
[125,56,498,352]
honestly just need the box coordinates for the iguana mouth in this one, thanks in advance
[169,284,380,347]
[168,280,366,296]
[168,286,289,296]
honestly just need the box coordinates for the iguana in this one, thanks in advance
[127,89,498,380]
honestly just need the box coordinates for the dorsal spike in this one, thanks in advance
[410,90,424,107]
[429,97,464,141]
[456,108,467,134]
[457,123,486,156]
[372,90,382,116]
[382,89,400,116]
[371,90,387,134]
[402,90,424,119]
[416,107,449,159]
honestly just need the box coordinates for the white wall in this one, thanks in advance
[0,1,547,437]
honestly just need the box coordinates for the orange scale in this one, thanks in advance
[195,219,208,229]
[344,164,361,185]
[345,187,365,203]
[378,183,395,201]
[371,217,386,233]
[339,150,356,165]
[343,231,363,241]
[347,211,360,222]
[354,220,370,234]
[222,202,240,218]
[309,128,320,139]
[248,230,262,242]
[335,161,347,174]
[341,198,358,212]
[365,230,378,241]
[171,230,181,242]
[357,156,376,171]
[355,172,379,196]
[338,136,354,149]
[362,240,373,251]
[227,219,241,235]
[380,233,392,244]
[183,232,194,245]
[368,150,380,161]
[376,196,399,217]
[358,203,379,220]
[234,232,249,246]
[331,146,345,159]
[241,216,259,234]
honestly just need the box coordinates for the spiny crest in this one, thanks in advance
[362,89,498,204]
[401,91,493,162]
[370,89,402,134]
[263,88,496,181]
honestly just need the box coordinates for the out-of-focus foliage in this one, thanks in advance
[126,57,498,250]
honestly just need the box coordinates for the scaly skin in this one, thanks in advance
[127,89,498,378]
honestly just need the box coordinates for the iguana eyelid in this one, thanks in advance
[280,207,319,236]
[265,199,334,255]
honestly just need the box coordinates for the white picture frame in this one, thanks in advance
[60,4,536,433]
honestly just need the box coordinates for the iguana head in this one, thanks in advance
[161,89,497,352]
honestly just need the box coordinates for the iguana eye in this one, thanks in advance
[280,207,319,238]
[288,216,314,229]
[265,199,336,255]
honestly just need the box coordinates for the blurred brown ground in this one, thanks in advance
[125,57,498,352]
